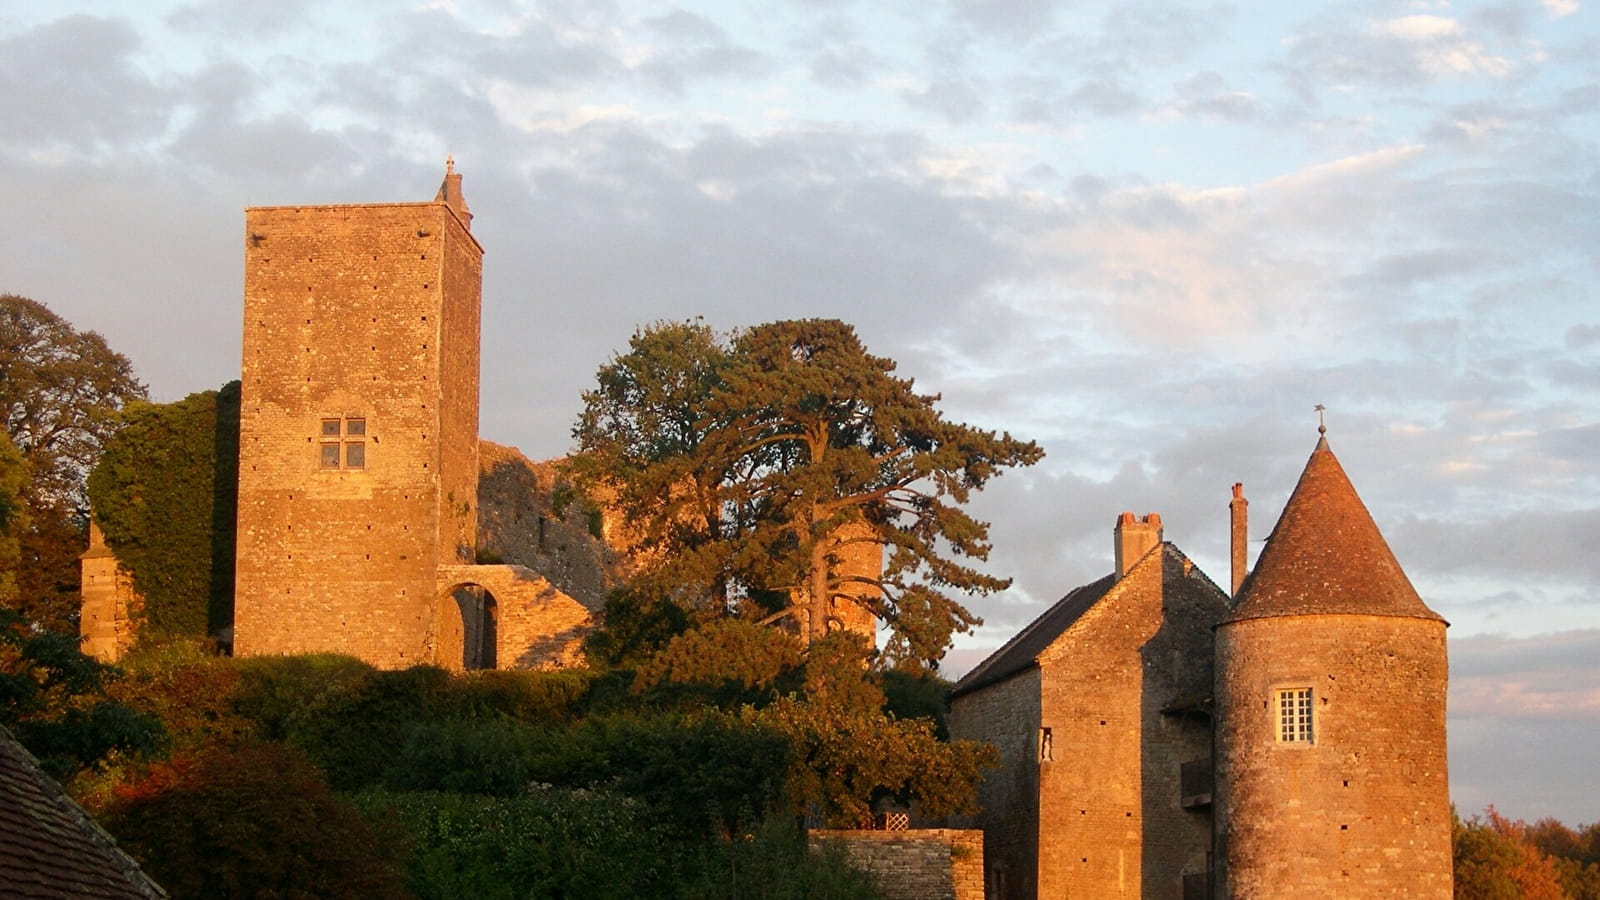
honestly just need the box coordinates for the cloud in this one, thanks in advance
[1283,11,1518,91]
[0,15,172,155]
[1541,0,1580,19]
[1452,631,1600,694]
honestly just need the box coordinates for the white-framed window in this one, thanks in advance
[319,417,367,469]
[1276,687,1314,743]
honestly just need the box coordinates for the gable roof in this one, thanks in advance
[1225,436,1444,625]
[951,571,1118,699]
[951,542,1224,698]
[0,725,166,899]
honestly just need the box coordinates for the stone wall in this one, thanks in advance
[436,563,593,670]
[808,829,984,900]
[475,442,617,611]
[233,199,482,668]
[949,668,1040,899]
[1214,613,1451,898]
[1032,546,1223,899]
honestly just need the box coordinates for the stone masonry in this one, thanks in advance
[78,521,140,663]
[951,436,1450,899]
[809,829,984,900]
[232,165,591,670]
[950,521,1227,899]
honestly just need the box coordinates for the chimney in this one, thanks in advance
[435,155,473,231]
[1114,512,1163,578]
[1230,482,1248,596]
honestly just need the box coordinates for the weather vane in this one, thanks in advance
[1315,403,1326,435]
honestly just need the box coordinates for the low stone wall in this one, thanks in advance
[808,829,983,900]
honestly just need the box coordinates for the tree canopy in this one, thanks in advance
[571,318,1041,669]
[0,294,145,512]
[0,294,145,630]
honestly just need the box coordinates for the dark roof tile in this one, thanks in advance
[0,726,166,899]
[1226,436,1444,625]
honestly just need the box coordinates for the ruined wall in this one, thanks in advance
[233,200,482,668]
[949,668,1040,900]
[475,442,618,611]
[1214,614,1451,899]
[1032,547,1223,900]
[809,829,984,900]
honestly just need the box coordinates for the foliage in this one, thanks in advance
[571,318,1042,669]
[0,293,146,510]
[109,641,253,753]
[634,617,805,705]
[671,816,885,900]
[355,786,669,899]
[356,789,882,900]
[229,653,379,741]
[0,431,26,606]
[0,607,165,782]
[103,742,412,900]
[750,640,996,827]
[0,294,145,630]
[583,586,696,670]
[880,667,953,739]
[1454,807,1569,900]
[280,664,459,790]
[1526,816,1600,899]
[87,382,240,641]
[378,710,791,841]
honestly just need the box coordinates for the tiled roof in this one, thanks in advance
[950,571,1117,699]
[1225,436,1444,625]
[0,725,166,899]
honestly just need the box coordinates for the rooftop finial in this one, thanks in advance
[445,154,455,175]
[1315,403,1327,435]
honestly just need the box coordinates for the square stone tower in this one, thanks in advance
[232,163,482,666]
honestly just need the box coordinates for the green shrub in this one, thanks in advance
[355,786,670,900]
[450,668,594,723]
[230,653,375,741]
[675,816,885,900]
[284,665,456,790]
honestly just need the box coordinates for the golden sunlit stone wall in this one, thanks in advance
[1214,614,1451,898]
[232,199,482,667]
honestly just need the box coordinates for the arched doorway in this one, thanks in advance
[436,583,498,671]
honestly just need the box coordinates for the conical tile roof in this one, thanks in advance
[1225,436,1444,625]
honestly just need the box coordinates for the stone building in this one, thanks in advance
[230,163,595,670]
[949,435,1451,898]
[949,515,1229,899]
[1213,435,1451,898]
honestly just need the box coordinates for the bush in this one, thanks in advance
[230,654,375,741]
[674,816,884,900]
[104,742,411,899]
[355,786,670,900]
[283,665,456,790]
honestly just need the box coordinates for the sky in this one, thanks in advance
[1,0,1596,824]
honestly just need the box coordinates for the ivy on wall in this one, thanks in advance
[87,382,239,641]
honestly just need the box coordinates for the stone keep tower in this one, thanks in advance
[233,162,483,667]
[1214,435,1451,898]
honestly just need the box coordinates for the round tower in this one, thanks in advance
[1214,435,1450,898]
